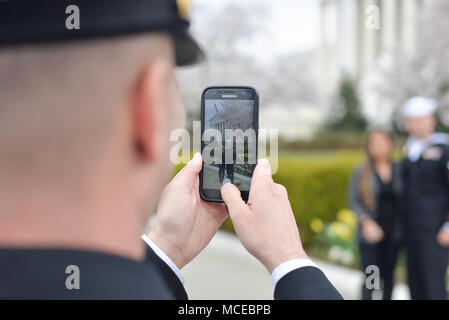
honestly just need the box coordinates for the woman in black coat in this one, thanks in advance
[348,130,404,300]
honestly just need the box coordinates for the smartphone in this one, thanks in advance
[199,86,259,203]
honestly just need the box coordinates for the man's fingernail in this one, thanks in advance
[258,158,270,167]
[221,183,232,190]
[221,179,232,189]
[257,159,272,175]
[190,152,202,164]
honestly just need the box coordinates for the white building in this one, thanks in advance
[320,0,424,94]
[259,102,325,141]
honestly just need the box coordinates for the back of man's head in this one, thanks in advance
[0,33,169,185]
[0,33,180,258]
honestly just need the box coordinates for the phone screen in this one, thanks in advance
[200,87,258,202]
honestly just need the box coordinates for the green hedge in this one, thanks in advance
[175,150,364,248]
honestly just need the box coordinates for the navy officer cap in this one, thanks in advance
[0,0,204,66]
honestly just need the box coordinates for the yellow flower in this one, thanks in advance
[337,209,357,229]
[329,221,352,241]
[310,218,325,234]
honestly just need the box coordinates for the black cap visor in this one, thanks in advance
[172,31,204,67]
[0,0,204,66]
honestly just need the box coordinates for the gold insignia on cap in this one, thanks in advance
[177,0,191,20]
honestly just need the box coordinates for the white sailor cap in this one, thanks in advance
[402,96,438,118]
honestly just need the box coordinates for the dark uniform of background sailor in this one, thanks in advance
[401,96,449,300]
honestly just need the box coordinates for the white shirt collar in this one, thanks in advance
[407,133,449,162]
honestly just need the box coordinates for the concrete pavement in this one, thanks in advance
[182,231,411,300]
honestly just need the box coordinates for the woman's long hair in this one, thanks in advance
[358,130,393,210]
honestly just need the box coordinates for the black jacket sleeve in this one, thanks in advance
[274,267,343,300]
[144,246,188,300]
[442,145,449,224]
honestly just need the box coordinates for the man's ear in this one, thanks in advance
[132,58,170,163]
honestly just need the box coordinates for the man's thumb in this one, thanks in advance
[220,182,248,218]
[174,152,202,186]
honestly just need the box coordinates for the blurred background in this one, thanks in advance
[173,0,449,299]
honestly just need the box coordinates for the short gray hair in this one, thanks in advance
[0,32,173,184]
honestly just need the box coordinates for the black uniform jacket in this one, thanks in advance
[402,143,449,232]
[0,245,342,300]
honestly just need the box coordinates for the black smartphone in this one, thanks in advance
[199,86,259,203]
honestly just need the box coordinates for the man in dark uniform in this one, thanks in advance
[402,96,449,300]
[223,138,236,183]
[0,0,341,299]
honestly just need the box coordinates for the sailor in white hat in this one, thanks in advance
[403,96,448,162]
[401,96,449,299]
[402,96,438,118]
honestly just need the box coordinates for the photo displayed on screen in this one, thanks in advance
[202,98,256,191]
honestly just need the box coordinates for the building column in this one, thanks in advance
[402,0,417,54]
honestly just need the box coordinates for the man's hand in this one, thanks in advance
[437,227,449,247]
[361,217,384,244]
[148,153,228,269]
[220,158,308,273]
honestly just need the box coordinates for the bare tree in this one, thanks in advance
[176,1,322,131]
[176,2,267,122]
[365,0,449,128]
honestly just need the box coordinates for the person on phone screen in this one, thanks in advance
[349,130,404,300]
[0,0,342,300]
[224,138,235,184]
[218,142,226,184]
